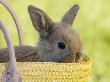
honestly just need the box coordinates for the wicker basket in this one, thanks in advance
[0,57,91,82]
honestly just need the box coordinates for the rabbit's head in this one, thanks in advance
[28,4,82,63]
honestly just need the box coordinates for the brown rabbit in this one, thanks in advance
[0,4,83,63]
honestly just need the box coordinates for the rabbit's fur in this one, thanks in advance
[0,4,83,63]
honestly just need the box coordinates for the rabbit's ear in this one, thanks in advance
[28,5,54,38]
[61,4,80,25]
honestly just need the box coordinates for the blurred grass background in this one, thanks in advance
[0,0,110,82]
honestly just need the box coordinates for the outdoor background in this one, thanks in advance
[0,0,110,82]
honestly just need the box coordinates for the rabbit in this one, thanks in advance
[0,4,84,63]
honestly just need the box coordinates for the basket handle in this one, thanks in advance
[0,0,24,45]
[0,20,22,82]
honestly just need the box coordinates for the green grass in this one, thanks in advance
[0,0,110,82]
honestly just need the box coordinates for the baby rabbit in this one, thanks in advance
[0,4,83,63]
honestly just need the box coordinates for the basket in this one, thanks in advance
[0,1,92,82]
[0,58,91,82]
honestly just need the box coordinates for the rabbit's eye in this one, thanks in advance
[58,42,66,49]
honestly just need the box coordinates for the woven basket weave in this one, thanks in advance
[0,57,91,82]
